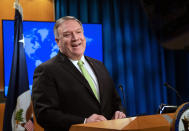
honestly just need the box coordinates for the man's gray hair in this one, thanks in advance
[54,16,83,39]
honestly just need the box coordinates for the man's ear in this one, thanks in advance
[55,38,59,43]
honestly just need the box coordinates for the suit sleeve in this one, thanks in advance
[112,86,126,113]
[98,61,126,115]
[32,65,84,130]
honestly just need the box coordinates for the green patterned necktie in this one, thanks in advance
[77,60,99,102]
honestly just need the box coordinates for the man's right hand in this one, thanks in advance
[86,114,107,123]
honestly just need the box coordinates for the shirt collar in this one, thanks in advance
[69,55,85,65]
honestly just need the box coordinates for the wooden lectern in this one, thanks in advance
[70,113,175,131]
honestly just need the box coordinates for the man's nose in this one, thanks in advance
[72,32,79,41]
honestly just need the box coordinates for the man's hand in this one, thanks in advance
[112,111,126,119]
[86,114,107,123]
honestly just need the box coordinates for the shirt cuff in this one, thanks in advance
[84,118,87,123]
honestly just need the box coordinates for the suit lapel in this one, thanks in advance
[85,57,105,105]
[56,52,100,102]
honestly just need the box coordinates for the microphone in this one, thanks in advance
[158,103,177,114]
[164,82,184,103]
[119,85,126,112]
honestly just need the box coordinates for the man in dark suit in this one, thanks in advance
[32,16,126,131]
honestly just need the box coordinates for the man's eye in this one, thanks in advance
[77,31,82,34]
[63,34,71,37]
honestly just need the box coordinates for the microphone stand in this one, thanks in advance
[119,85,127,113]
[164,82,184,104]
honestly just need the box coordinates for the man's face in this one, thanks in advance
[56,20,86,60]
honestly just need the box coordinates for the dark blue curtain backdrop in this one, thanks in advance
[54,0,169,117]
[164,50,189,106]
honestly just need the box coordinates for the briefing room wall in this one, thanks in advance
[0,0,55,92]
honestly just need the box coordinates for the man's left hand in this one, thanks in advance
[112,111,126,119]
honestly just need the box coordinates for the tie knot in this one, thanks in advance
[77,60,84,67]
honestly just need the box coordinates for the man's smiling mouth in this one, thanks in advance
[72,43,81,47]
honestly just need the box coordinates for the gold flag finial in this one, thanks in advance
[15,0,19,4]
[13,0,23,18]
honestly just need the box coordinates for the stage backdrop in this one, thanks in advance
[0,0,54,91]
